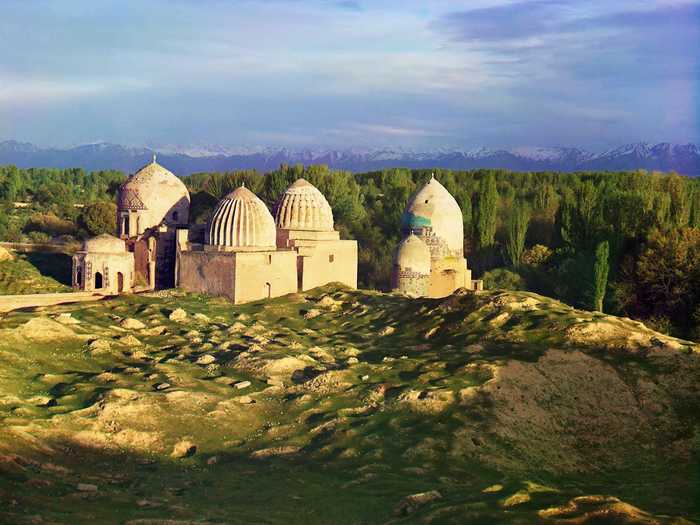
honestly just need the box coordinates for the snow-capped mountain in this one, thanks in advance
[0,141,697,176]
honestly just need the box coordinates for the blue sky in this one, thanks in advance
[1,0,698,150]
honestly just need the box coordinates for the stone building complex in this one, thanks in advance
[73,158,357,303]
[391,175,482,298]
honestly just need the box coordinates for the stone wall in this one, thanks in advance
[298,240,358,291]
[177,251,236,299]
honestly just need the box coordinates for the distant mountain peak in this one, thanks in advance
[0,140,697,176]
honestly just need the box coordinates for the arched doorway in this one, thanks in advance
[265,282,271,299]
[76,269,82,287]
[123,215,130,237]
[95,272,103,290]
[117,272,124,293]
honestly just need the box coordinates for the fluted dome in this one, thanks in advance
[83,233,126,254]
[274,178,334,231]
[394,234,431,274]
[401,176,464,257]
[207,185,276,248]
[117,157,190,230]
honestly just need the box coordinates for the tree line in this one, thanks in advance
[2,163,700,339]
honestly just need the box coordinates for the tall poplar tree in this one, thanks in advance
[593,240,610,312]
[475,174,498,250]
[506,200,530,268]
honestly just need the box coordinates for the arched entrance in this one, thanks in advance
[76,269,82,287]
[95,272,103,290]
[117,272,124,293]
[265,282,271,299]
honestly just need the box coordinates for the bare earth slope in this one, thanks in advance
[0,286,698,524]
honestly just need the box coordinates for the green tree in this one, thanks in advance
[592,240,610,311]
[79,201,117,236]
[475,174,498,249]
[505,200,530,268]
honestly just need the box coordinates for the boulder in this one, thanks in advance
[171,440,197,458]
[120,318,146,330]
[394,490,443,516]
[168,308,188,322]
[0,246,13,261]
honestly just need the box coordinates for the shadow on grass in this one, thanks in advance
[23,252,73,286]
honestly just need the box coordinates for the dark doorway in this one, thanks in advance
[123,216,130,237]
[265,282,272,299]
[76,269,82,287]
[95,272,103,289]
[117,272,124,293]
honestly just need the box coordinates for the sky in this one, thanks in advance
[0,0,698,150]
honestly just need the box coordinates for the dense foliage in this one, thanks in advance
[2,163,700,338]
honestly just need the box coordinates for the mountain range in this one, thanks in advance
[1,140,698,176]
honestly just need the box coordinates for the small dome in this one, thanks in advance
[394,234,431,274]
[83,233,126,253]
[117,157,190,230]
[401,176,463,257]
[274,178,334,231]
[207,185,276,248]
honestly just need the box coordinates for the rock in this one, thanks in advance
[77,483,98,492]
[233,381,251,390]
[118,334,142,347]
[169,308,188,322]
[304,309,322,320]
[207,456,219,465]
[87,339,111,353]
[195,354,216,365]
[361,375,370,381]
[482,484,503,493]
[142,325,167,336]
[347,357,359,365]
[171,440,197,458]
[235,395,255,404]
[55,313,80,325]
[154,382,171,391]
[250,446,301,459]
[538,495,660,524]
[194,313,211,322]
[394,490,443,516]
[120,318,146,330]
[0,246,14,261]
[501,491,531,507]
[378,325,395,336]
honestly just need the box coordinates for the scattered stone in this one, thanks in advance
[394,490,443,516]
[501,490,531,507]
[120,318,146,330]
[233,380,251,390]
[118,334,142,347]
[378,326,395,336]
[250,446,301,459]
[142,325,167,336]
[424,326,439,339]
[194,313,211,322]
[361,375,370,381]
[171,440,197,458]
[482,484,504,493]
[304,309,322,320]
[0,246,14,261]
[227,322,246,333]
[154,382,171,391]
[347,357,359,365]
[169,308,188,322]
[77,483,98,492]
[195,354,216,365]
[235,395,255,404]
[87,339,111,353]
[207,456,219,465]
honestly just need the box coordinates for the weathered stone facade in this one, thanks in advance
[73,164,359,304]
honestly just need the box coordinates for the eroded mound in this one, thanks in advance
[0,287,698,524]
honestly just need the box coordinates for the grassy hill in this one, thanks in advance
[0,286,698,524]
[0,251,71,295]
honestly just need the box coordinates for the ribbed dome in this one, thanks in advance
[207,185,276,248]
[401,176,464,257]
[117,158,190,229]
[274,178,334,231]
[394,234,431,274]
[83,233,126,254]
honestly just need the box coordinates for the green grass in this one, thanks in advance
[0,286,698,524]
